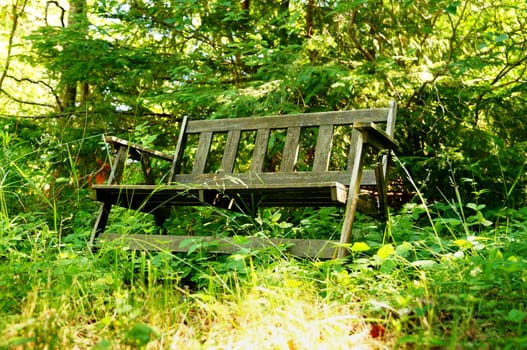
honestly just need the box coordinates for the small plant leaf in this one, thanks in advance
[376,244,395,260]
[454,239,472,249]
[410,260,437,269]
[505,309,527,323]
[351,242,370,252]
[125,323,157,347]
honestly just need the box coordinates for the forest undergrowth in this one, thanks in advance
[0,133,526,349]
[1,179,526,349]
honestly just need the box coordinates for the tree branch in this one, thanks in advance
[0,1,28,92]
[0,88,56,109]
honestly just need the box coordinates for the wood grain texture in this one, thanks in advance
[97,233,339,259]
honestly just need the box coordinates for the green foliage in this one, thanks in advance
[1,146,527,348]
[2,3,527,346]
[2,0,525,206]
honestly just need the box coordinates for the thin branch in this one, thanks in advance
[46,1,66,27]
[0,88,56,108]
[6,74,63,107]
[0,109,179,120]
[348,10,375,62]
[0,0,29,91]
[6,75,56,91]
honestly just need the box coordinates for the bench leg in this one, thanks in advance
[153,208,172,232]
[374,161,388,221]
[338,130,366,259]
[89,202,112,250]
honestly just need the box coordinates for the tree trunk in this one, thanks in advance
[306,0,314,38]
[59,0,88,112]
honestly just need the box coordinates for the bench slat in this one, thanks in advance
[281,127,301,172]
[192,131,213,174]
[172,170,377,186]
[93,182,348,210]
[104,136,174,161]
[221,130,241,173]
[185,108,391,133]
[313,124,334,172]
[251,128,270,172]
[97,233,339,259]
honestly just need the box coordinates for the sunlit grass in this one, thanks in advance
[1,250,387,349]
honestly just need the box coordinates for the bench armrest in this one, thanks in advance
[354,122,400,151]
[104,136,174,162]
[103,135,174,185]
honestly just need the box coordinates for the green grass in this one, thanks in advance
[1,135,526,349]
[1,202,526,349]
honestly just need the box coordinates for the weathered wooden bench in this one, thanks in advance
[90,101,398,259]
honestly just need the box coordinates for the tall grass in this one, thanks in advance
[1,135,526,349]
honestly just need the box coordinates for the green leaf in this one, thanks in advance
[125,323,157,347]
[410,260,437,269]
[454,239,472,249]
[495,34,509,43]
[445,2,461,15]
[395,242,413,257]
[376,244,395,260]
[351,242,370,252]
[467,203,485,211]
[505,309,527,323]
[232,235,249,245]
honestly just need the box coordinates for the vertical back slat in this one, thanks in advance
[221,130,241,173]
[385,100,397,137]
[192,131,213,174]
[312,124,334,172]
[382,100,397,177]
[169,116,189,182]
[347,126,360,171]
[281,127,301,172]
[251,128,270,173]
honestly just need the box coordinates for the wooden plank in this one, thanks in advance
[140,152,155,185]
[385,100,397,137]
[382,101,397,178]
[97,233,340,259]
[172,170,377,186]
[338,129,366,258]
[312,124,334,172]
[93,182,349,210]
[281,127,301,172]
[93,182,349,195]
[354,122,399,150]
[250,128,270,173]
[89,202,112,248]
[104,136,173,161]
[169,116,189,181]
[185,108,391,133]
[108,146,128,184]
[221,130,241,174]
[192,132,213,174]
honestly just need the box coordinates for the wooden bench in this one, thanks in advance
[90,101,398,259]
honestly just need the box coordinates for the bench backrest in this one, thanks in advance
[169,101,396,187]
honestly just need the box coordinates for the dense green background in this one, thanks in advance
[2,0,526,216]
[1,2,527,348]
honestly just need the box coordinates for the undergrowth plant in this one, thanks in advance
[1,131,527,349]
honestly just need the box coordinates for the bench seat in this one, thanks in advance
[93,181,348,210]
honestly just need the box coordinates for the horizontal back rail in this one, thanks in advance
[184,108,391,133]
